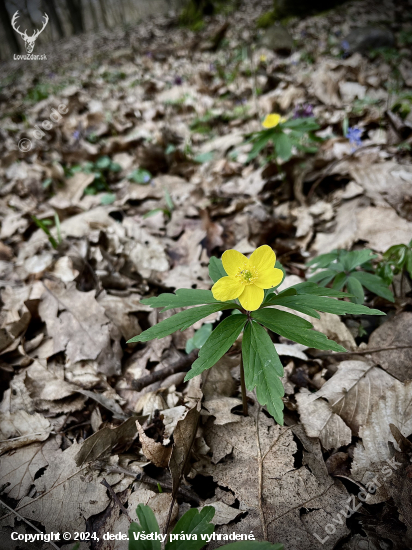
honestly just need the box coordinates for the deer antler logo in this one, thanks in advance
[11,11,49,53]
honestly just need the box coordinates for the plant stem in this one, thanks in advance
[239,353,248,416]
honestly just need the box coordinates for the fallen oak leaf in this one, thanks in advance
[136,420,172,468]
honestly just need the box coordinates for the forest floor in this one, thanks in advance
[1,0,412,549]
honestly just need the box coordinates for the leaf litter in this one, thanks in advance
[1,0,412,548]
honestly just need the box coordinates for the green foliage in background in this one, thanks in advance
[376,240,412,289]
[307,248,394,304]
[246,117,320,163]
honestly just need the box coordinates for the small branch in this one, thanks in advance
[239,353,248,416]
[130,350,199,391]
[100,478,132,522]
[0,497,60,550]
[93,464,201,505]
[315,345,412,359]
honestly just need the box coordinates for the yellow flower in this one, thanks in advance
[262,113,286,129]
[212,245,283,311]
[260,54,267,62]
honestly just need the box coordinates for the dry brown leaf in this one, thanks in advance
[6,441,110,533]
[169,405,200,499]
[355,206,412,252]
[195,407,349,548]
[368,312,412,381]
[0,437,60,500]
[313,360,396,434]
[75,417,138,466]
[136,420,172,468]
[38,280,122,375]
[296,388,352,450]
[202,397,242,425]
[0,410,51,455]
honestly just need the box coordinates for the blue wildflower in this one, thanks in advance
[346,127,362,148]
[73,130,81,140]
[293,104,314,119]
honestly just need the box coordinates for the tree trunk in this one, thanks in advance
[66,0,84,34]
[0,0,21,53]
[43,0,65,38]
[98,0,108,28]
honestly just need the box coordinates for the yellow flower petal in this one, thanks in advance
[249,245,276,272]
[212,276,244,301]
[262,113,281,129]
[238,284,264,311]
[221,249,249,277]
[254,267,284,289]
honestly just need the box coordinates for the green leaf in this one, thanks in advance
[127,303,235,343]
[307,269,337,285]
[141,289,221,311]
[252,309,347,352]
[263,294,384,316]
[129,504,161,550]
[307,251,339,268]
[209,256,227,283]
[100,193,116,205]
[341,249,377,271]
[95,156,111,170]
[165,506,215,550]
[346,276,365,304]
[185,323,213,353]
[273,132,293,160]
[406,250,412,278]
[184,314,247,381]
[350,271,395,302]
[242,321,284,424]
[246,131,272,162]
[129,168,152,184]
[289,282,351,297]
[223,543,284,550]
[194,151,214,163]
[332,272,347,291]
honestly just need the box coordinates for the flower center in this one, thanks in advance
[235,263,258,285]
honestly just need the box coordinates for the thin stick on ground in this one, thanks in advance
[101,478,132,522]
[0,497,60,550]
[239,353,248,416]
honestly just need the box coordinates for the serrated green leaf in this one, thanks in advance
[350,271,394,302]
[242,321,284,424]
[307,251,339,268]
[141,289,221,311]
[165,506,215,550]
[289,282,351,297]
[263,294,384,316]
[341,249,377,271]
[346,276,365,304]
[307,269,337,285]
[209,256,227,283]
[184,314,247,381]
[129,504,161,550]
[127,303,235,343]
[251,309,347,352]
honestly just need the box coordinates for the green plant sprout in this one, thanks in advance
[31,213,62,250]
[129,503,283,550]
[376,239,412,296]
[307,249,394,304]
[66,156,121,195]
[128,245,384,425]
[245,113,320,163]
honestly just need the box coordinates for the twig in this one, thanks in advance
[315,345,412,359]
[93,464,201,505]
[239,353,248,416]
[254,406,268,540]
[130,350,199,391]
[100,478,132,522]
[0,497,60,550]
